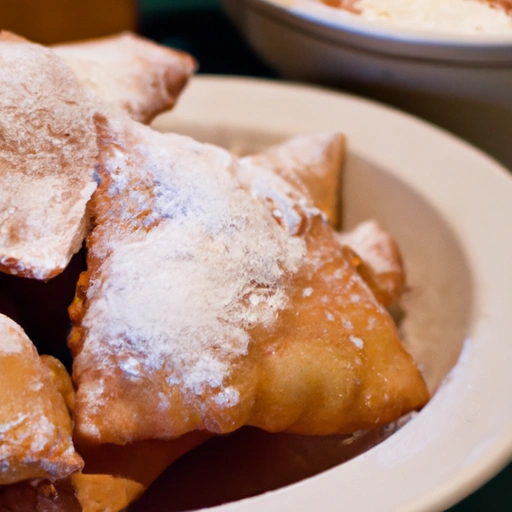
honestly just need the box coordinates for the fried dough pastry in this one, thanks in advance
[72,433,211,512]
[69,118,428,445]
[0,345,207,512]
[0,314,82,485]
[0,36,99,280]
[41,355,76,413]
[241,132,345,227]
[240,135,405,306]
[53,32,197,124]
[50,355,210,512]
[337,220,406,307]
[70,474,144,512]
[0,32,194,280]
[0,437,210,512]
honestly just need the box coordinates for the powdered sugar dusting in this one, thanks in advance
[343,319,354,330]
[75,124,306,435]
[213,387,241,407]
[54,32,196,124]
[238,155,325,236]
[0,414,27,435]
[0,40,100,280]
[338,220,400,275]
[350,335,365,349]
[303,287,314,297]
[0,314,81,482]
[0,177,96,280]
[0,324,24,355]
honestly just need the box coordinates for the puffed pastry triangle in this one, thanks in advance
[71,432,211,512]
[0,36,100,280]
[240,132,345,227]
[69,118,429,445]
[44,353,209,512]
[0,314,83,485]
[337,220,406,307]
[0,340,207,512]
[0,32,195,281]
[240,134,405,307]
[53,32,197,124]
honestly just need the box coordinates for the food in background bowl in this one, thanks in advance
[221,0,512,175]
[318,0,512,34]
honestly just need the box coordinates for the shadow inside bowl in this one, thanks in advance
[136,121,474,511]
[131,425,397,512]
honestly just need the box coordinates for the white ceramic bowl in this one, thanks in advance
[221,0,512,109]
[143,76,512,512]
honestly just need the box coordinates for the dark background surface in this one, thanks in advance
[136,1,512,511]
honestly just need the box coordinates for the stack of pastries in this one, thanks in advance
[0,30,429,512]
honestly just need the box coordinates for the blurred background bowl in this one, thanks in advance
[221,0,512,168]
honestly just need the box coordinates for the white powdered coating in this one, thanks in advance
[0,314,81,481]
[260,132,342,181]
[29,416,54,453]
[0,414,27,436]
[0,410,73,477]
[0,177,96,280]
[238,155,325,236]
[350,335,365,349]
[0,414,35,463]
[79,127,306,416]
[0,332,23,355]
[119,357,143,378]
[213,387,241,407]
[307,0,512,34]
[343,318,354,330]
[303,287,314,297]
[0,314,31,354]
[77,379,105,438]
[54,32,196,123]
[338,220,400,275]
[0,40,100,279]
[238,132,344,227]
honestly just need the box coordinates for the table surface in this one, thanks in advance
[138,1,511,511]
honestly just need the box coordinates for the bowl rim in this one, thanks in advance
[248,0,512,49]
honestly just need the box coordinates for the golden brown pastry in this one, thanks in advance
[0,314,83,485]
[71,433,211,512]
[0,345,207,512]
[68,118,428,446]
[0,32,194,281]
[40,355,76,414]
[337,220,406,307]
[70,474,144,512]
[241,132,345,227]
[53,32,197,124]
[240,135,405,307]
[0,36,100,280]
[57,354,209,512]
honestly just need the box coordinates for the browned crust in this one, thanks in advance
[53,32,197,124]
